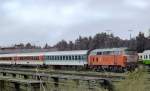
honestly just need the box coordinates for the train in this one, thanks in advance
[0,48,138,72]
[138,50,150,65]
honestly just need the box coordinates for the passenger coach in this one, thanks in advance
[44,50,88,69]
[138,50,150,65]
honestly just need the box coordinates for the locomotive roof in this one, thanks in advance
[91,48,128,53]
[0,50,88,57]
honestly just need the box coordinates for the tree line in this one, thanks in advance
[54,32,150,53]
[1,32,149,53]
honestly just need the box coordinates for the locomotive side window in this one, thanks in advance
[113,51,120,55]
[103,51,111,55]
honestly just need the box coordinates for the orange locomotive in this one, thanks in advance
[88,48,138,72]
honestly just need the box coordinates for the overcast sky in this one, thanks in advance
[0,0,150,46]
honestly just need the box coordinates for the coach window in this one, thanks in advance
[47,56,49,60]
[140,56,142,59]
[57,56,59,60]
[72,56,74,60]
[66,56,68,60]
[146,55,148,59]
[31,57,36,60]
[68,56,71,60]
[33,57,36,60]
[37,57,39,60]
[31,57,34,60]
[59,56,61,60]
[75,56,78,60]
[83,55,86,60]
[35,56,38,60]
[58,56,60,60]
[32,57,34,60]
[78,56,81,60]
[49,56,51,60]
[35,56,37,60]
[60,56,62,60]
[55,56,57,60]
[45,56,47,60]
[62,56,65,60]
[50,56,52,60]
[144,55,147,59]
[81,55,84,60]
[54,56,56,60]
[53,56,55,60]
[51,56,53,60]
[55,56,58,60]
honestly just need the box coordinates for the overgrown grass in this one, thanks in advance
[114,66,150,91]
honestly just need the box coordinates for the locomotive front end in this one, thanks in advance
[123,50,138,70]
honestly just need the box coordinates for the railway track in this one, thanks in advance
[0,67,127,80]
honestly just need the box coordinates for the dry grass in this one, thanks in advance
[114,66,150,91]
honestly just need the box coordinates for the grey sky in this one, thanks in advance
[0,0,150,46]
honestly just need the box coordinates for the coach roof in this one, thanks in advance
[44,50,88,55]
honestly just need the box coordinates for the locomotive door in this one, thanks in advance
[114,52,117,65]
